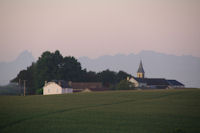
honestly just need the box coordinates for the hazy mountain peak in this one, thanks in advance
[0,50,35,85]
[15,50,35,62]
[78,51,200,88]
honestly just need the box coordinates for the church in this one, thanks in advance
[127,61,185,89]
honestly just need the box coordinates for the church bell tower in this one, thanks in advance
[137,60,145,78]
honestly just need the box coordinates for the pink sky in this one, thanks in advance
[0,0,200,61]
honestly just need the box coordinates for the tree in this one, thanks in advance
[115,80,134,90]
[11,63,36,94]
[11,50,134,94]
[11,50,83,94]
[97,69,118,87]
[97,70,132,88]
[33,51,63,90]
[117,71,132,82]
[82,70,98,82]
[57,56,82,81]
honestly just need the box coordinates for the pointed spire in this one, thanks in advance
[137,60,145,73]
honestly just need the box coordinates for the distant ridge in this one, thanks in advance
[78,51,200,88]
[1,50,199,88]
[0,51,35,85]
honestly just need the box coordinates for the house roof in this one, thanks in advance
[137,61,145,73]
[134,78,169,86]
[73,87,110,92]
[71,82,103,89]
[51,80,71,88]
[134,77,146,83]
[167,80,184,86]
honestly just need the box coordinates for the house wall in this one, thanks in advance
[129,77,147,88]
[43,82,62,95]
[139,83,147,87]
[82,88,92,92]
[71,82,102,89]
[129,78,139,87]
[147,85,157,88]
[62,88,73,94]
[168,85,185,89]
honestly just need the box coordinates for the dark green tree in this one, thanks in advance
[11,50,83,94]
[33,50,64,90]
[11,50,133,94]
[117,71,132,82]
[81,70,98,82]
[57,56,82,81]
[116,80,134,90]
[11,62,37,94]
[97,69,118,88]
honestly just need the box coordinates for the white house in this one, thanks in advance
[128,77,147,88]
[43,80,73,95]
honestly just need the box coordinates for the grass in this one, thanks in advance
[0,89,200,133]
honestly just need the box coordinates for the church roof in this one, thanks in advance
[167,80,184,86]
[134,78,169,86]
[137,60,145,73]
[71,82,102,89]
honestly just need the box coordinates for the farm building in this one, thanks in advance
[167,80,185,88]
[43,81,108,94]
[129,77,169,89]
[71,82,109,92]
[43,80,73,95]
[128,61,184,89]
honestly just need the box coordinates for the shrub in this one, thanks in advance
[36,88,43,95]
[115,80,134,90]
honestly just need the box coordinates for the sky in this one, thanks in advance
[0,0,200,61]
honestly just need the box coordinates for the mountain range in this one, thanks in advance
[78,51,200,88]
[0,51,35,85]
[0,50,199,88]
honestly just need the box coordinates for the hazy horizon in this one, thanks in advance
[0,50,200,88]
[0,0,200,61]
[1,49,200,63]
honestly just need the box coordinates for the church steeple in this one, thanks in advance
[137,60,145,78]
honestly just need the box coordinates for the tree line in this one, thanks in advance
[11,50,133,94]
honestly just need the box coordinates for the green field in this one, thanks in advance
[0,89,200,133]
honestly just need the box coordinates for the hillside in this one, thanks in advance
[0,89,200,133]
[79,51,200,88]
